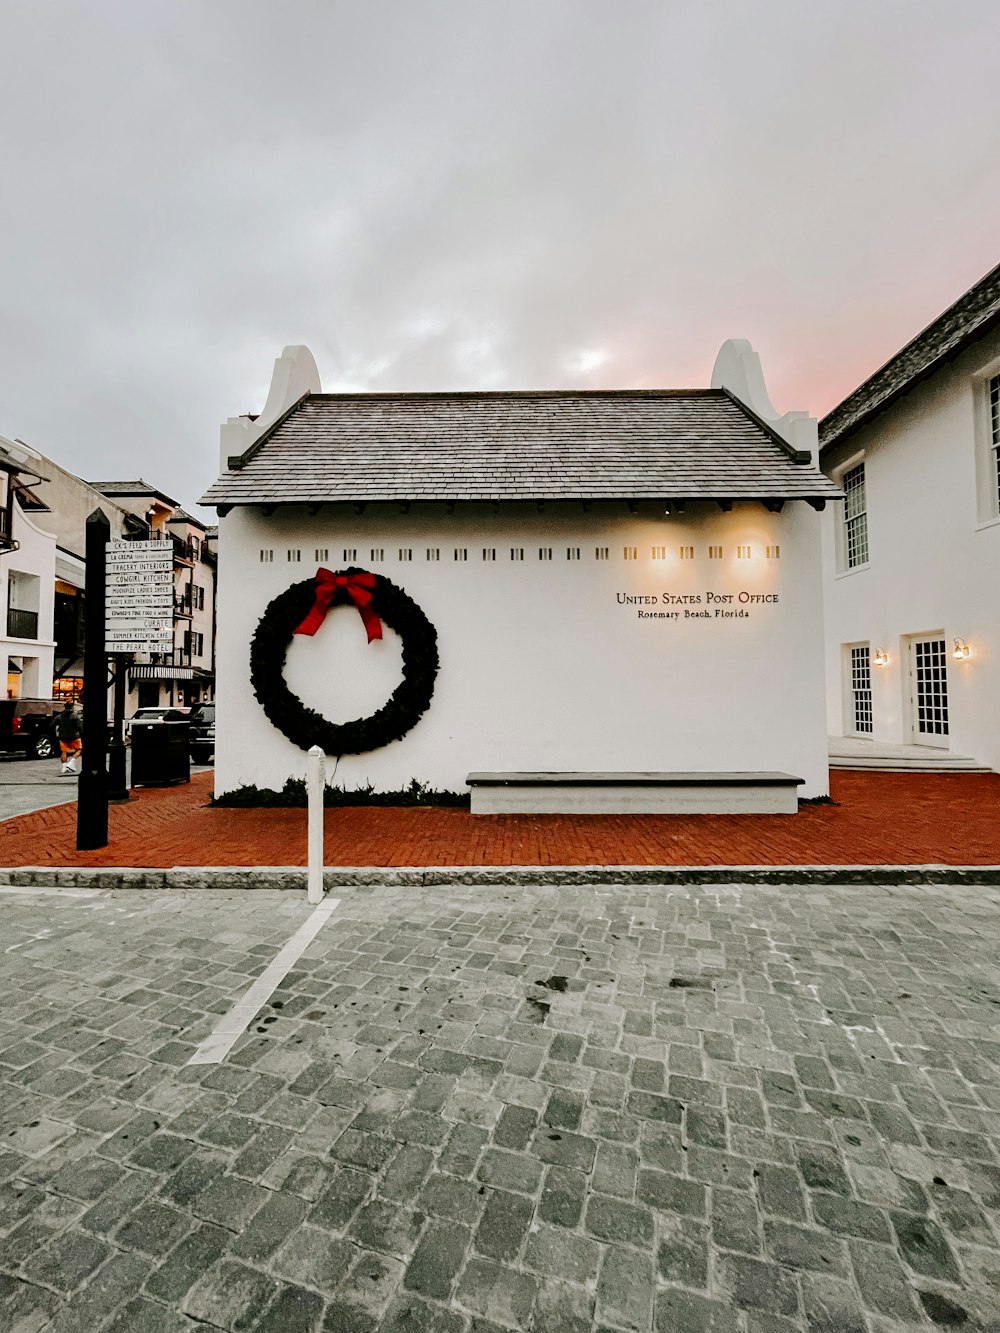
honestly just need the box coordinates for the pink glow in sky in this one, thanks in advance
[1,1,998,515]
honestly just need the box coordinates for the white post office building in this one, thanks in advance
[821,261,1000,773]
[202,341,841,811]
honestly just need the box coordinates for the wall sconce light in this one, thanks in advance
[953,638,972,660]
[873,647,889,666]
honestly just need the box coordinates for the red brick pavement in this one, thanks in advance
[1,770,998,867]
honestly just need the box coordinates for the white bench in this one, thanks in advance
[466,771,804,815]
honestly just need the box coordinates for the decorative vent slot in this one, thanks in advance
[680,546,694,559]
[287,549,301,563]
[539,547,552,561]
[482,548,496,561]
[370,548,384,562]
[342,548,357,562]
[737,545,751,559]
[314,548,329,563]
[426,548,440,561]
[398,548,412,561]
[766,545,780,559]
[652,546,668,560]
[595,547,609,560]
[708,545,723,560]
[510,548,524,561]
[567,547,580,560]
[454,548,468,561]
[624,546,638,560]
[259,549,274,563]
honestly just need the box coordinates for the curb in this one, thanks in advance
[0,864,999,890]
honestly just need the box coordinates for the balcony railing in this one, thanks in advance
[170,535,196,564]
[7,607,39,639]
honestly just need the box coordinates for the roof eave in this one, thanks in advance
[819,295,1000,457]
[226,391,313,471]
[202,490,842,511]
[717,387,813,464]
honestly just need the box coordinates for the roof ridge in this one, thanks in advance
[306,388,723,402]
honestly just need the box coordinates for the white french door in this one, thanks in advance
[848,645,873,736]
[909,637,950,748]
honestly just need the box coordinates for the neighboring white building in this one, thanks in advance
[820,261,1000,771]
[11,450,137,702]
[0,437,57,701]
[165,509,216,705]
[202,344,840,807]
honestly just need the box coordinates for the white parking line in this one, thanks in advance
[186,898,340,1066]
[0,885,101,898]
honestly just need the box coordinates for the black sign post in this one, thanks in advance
[77,509,109,850]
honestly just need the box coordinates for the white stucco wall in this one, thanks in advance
[215,500,830,798]
[822,329,1000,768]
[1,494,57,699]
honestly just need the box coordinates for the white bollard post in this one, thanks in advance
[306,745,325,904]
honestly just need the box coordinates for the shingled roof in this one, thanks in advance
[820,260,1000,454]
[202,389,840,508]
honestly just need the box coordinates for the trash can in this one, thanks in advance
[131,718,191,787]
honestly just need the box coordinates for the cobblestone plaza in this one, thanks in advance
[2,880,1000,1331]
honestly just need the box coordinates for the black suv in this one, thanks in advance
[0,698,61,759]
[188,702,216,764]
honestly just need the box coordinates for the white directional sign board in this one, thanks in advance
[105,540,175,653]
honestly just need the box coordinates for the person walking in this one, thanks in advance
[55,701,82,775]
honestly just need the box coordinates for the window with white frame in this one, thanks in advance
[849,644,873,735]
[842,462,869,568]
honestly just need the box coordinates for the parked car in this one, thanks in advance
[124,706,190,741]
[0,698,62,759]
[187,702,215,764]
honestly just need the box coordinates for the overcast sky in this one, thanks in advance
[2,1,998,519]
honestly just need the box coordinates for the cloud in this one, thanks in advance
[0,0,997,519]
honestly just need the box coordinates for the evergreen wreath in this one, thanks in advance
[249,568,439,755]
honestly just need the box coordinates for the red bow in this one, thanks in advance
[294,569,383,643]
